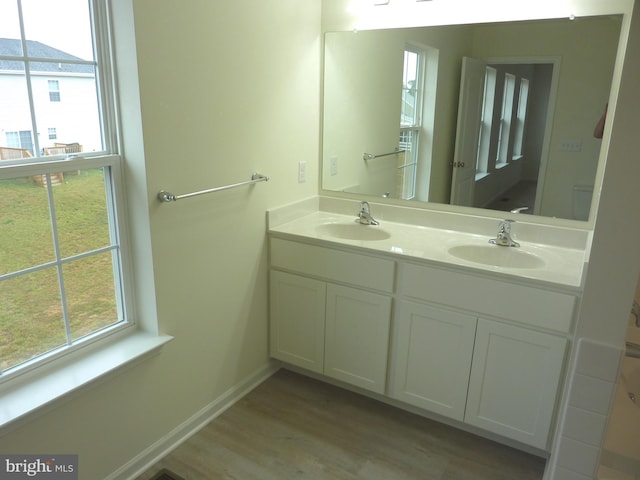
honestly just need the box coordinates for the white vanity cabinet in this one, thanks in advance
[465,318,566,449]
[270,270,326,374]
[269,238,395,394]
[389,300,476,421]
[390,262,574,450]
[324,284,392,393]
[269,233,577,451]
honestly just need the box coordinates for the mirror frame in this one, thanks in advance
[319,0,634,229]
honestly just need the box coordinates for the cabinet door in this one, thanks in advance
[324,284,392,394]
[389,301,477,421]
[269,271,326,373]
[465,318,566,449]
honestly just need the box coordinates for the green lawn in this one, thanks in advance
[0,170,119,371]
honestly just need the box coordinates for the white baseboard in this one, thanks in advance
[106,362,280,480]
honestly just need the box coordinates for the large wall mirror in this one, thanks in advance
[321,15,622,221]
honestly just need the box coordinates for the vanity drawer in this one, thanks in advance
[270,237,395,293]
[400,262,575,332]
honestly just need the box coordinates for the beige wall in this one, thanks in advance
[323,30,404,195]
[0,1,320,478]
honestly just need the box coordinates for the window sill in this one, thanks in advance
[495,162,509,169]
[475,172,490,181]
[0,331,173,433]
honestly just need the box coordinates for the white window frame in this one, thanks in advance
[0,1,168,429]
[475,66,497,178]
[512,77,530,159]
[496,72,516,167]
[0,0,135,385]
[48,79,61,102]
[399,44,426,200]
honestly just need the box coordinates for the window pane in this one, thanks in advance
[496,73,516,164]
[22,0,94,62]
[401,50,420,126]
[65,252,119,341]
[476,67,497,174]
[0,176,54,275]
[31,62,102,154]
[52,168,111,259]
[398,129,417,200]
[0,268,67,371]
[513,78,530,157]
[0,1,21,44]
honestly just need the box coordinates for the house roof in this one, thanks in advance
[0,38,94,74]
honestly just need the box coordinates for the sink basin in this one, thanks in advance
[447,244,546,269]
[316,223,391,241]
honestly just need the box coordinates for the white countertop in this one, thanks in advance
[268,210,587,290]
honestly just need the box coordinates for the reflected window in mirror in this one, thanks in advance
[399,43,438,201]
[496,73,516,167]
[513,78,530,159]
[476,66,497,178]
[399,45,423,200]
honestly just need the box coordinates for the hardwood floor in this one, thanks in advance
[135,369,546,480]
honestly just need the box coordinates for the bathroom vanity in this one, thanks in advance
[267,198,587,452]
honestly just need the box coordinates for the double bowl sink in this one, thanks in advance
[315,221,545,270]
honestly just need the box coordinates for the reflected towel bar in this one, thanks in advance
[363,149,405,161]
[157,172,269,202]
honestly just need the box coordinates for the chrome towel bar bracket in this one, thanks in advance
[363,149,406,161]
[158,172,269,203]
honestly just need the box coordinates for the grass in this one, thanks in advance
[0,170,119,371]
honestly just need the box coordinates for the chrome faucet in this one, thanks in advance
[356,201,379,225]
[489,219,520,247]
[510,206,529,214]
[632,301,640,328]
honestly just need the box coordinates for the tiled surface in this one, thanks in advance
[568,374,617,414]
[562,406,608,444]
[575,340,623,382]
[555,466,594,480]
[557,437,601,476]
[553,338,624,479]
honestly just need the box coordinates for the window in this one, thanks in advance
[5,130,34,156]
[0,0,130,379]
[475,67,497,176]
[512,78,530,159]
[496,73,515,166]
[398,46,424,200]
[48,79,60,102]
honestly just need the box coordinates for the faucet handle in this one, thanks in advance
[499,218,514,231]
[490,219,519,247]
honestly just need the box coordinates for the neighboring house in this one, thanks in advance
[0,38,100,157]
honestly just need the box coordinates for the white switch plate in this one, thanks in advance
[298,161,307,183]
[560,139,583,152]
[330,156,338,176]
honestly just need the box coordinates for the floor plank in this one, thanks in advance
[136,369,546,480]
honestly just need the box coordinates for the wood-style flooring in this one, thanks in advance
[135,369,546,480]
